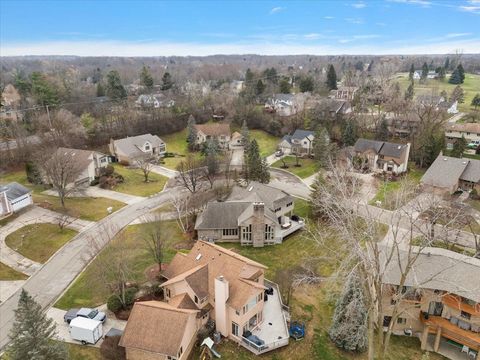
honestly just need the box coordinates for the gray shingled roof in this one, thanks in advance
[354,139,384,153]
[195,202,250,229]
[0,182,31,201]
[354,139,408,159]
[228,181,291,210]
[421,155,470,189]
[460,158,480,183]
[379,142,409,158]
[112,134,164,157]
[381,245,480,303]
[291,129,314,140]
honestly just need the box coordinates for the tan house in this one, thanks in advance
[194,123,231,149]
[445,123,480,150]
[329,86,358,101]
[0,84,23,122]
[421,154,480,193]
[120,241,290,359]
[381,246,480,359]
[109,134,166,164]
[195,182,305,246]
[353,139,411,175]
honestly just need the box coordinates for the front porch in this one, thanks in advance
[239,280,290,355]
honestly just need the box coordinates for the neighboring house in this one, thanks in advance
[380,246,480,359]
[0,84,23,122]
[53,147,110,186]
[439,100,459,114]
[135,94,175,108]
[0,182,33,218]
[329,86,358,101]
[386,116,420,138]
[265,94,297,117]
[109,134,166,164]
[413,71,421,80]
[421,154,480,193]
[427,70,438,79]
[120,241,290,359]
[310,98,352,119]
[195,181,305,247]
[445,123,480,149]
[230,131,243,148]
[194,123,231,149]
[278,129,315,156]
[416,95,458,114]
[353,139,411,175]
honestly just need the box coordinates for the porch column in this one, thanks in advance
[433,327,442,352]
[420,325,430,350]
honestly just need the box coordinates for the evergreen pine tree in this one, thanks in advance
[326,64,337,90]
[438,66,446,80]
[279,78,291,94]
[408,64,415,81]
[299,76,314,92]
[404,79,414,100]
[313,126,331,168]
[471,93,480,110]
[96,82,105,97]
[457,64,465,83]
[140,65,154,89]
[328,270,368,352]
[105,70,127,101]
[241,120,250,150]
[342,121,357,146]
[186,115,197,151]
[421,62,428,82]
[256,79,265,95]
[451,136,467,158]
[246,139,270,183]
[444,57,450,71]
[161,72,174,90]
[449,68,462,84]
[7,289,69,360]
[376,118,389,141]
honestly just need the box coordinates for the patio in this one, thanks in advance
[240,280,290,354]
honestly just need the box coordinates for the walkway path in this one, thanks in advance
[42,187,144,205]
[150,164,179,179]
[0,206,94,276]
[0,188,174,350]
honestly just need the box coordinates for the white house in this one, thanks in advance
[0,182,33,218]
[413,71,421,80]
[135,94,175,108]
[109,134,166,164]
[445,123,480,150]
[278,129,315,156]
[265,94,299,117]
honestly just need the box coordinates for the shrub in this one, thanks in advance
[100,335,126,360]
[125,287,138,307]
[107,295,123,313]
[470,189,479,200]
[25,162,42,184]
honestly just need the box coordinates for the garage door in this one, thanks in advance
[11,194,32,212]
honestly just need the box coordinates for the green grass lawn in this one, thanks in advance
[5,223,77,263]
[0,262,28,280]
[112,164,167,196]
[250,129,280,157]
[67,343,102,360]
[467,199,480,212]
[394,72,480,112]
[271,156,319,178]
[32,193,125,221]
[55,220,187,310]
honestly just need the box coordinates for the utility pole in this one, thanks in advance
[45,104,53,130]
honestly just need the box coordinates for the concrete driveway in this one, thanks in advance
[47,306,126,347]
[150,165,179,179]
[230,148,244,168]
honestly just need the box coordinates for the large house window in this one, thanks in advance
[397,318,407,324]
[232,322,239,337]
[265,224,274,240]
[461,311,471,320]
[286,202,293,207]
[223,228,238,236]
[166,288,171,298]
[274,207,281,212]
[194,295,198,304]
[242,225,252,241]
[145,144,150,151]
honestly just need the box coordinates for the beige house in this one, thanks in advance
[120,241,290,359]
[109,134,166,164]
[381,246,480,359]
[421,154,480,193]
[278,129,315,156]
[445,123,480,150]
[353,139,411,175]
[329,86,358,101]
[193,123,231,149]
[195,182,305,247]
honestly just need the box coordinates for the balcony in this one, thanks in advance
[239,280,290,355]
[420,313,480,352]
[279,217,306,239]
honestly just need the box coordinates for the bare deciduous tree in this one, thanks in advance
[176,155,204,194]
[134,154,154,182]
[142,218,166,273]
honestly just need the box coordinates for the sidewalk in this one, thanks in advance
[150,164,179,179]
[43,187,144,205]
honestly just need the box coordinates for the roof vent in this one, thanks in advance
[195,254,202,261]
[462,161,467,165]
[248,186,253,192]
[443,158,448,161]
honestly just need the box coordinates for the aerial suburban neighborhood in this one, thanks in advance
[0,1,480,360]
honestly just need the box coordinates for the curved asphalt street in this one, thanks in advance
[0,188,175,350]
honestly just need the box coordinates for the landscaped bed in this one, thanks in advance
[0,261,28,281]
[33,194,125,221]
[271,156,319,179]
[112,164,168,196]
[5,223,77,263]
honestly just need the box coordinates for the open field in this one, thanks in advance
[112,164,167,196]
[394,72,480,112]
[5,223,77,263]
[271,156,319,178]
[54,220,187,310]
[0,261,28,280]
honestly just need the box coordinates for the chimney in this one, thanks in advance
[252,202,265,248]
[214,276,229,337]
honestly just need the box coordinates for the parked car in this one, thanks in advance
[64,308,106,324]
[468,140,480,149]
[275,150,284,157]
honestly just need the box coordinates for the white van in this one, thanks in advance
[69,317,103,345]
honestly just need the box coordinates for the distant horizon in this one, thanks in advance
[1,0,479,57]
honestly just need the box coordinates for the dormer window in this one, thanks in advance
[194,295,199,304]
[145,144,150,151]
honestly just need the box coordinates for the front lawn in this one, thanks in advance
[271,156,319,178]
[0,262,28,280]
[250,129,280,157]
[5,223,77,263]
[67,343,102,360]
[33,194,125,221]
[112,164,168,196]
[54,220,187,310]
[161,129,202,169]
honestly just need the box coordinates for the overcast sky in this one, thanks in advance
[1,0,479,56]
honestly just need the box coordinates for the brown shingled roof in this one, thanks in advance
[119,301,198,356]
[169,293,198,310]
[194,123,230,137]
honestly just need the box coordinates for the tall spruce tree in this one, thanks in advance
[450,85,465,104]
[421,62,428,82]
[313,126,331,168]
[329,270,368,352]
[342,121,357,146]
[376,118,389,141]
[246,139,270,183]
[457,63,465,83]
[472,93,480,110]
[326,64,337,90]
[186,115,197,151]
[408,63,415,81]
[7,289,68,360]
[140,65,154,89]
[105,70,127,101]
[451,136,467,158]
[161,72,174,90]
[256,79,265,95]
[279,78,291,93]
[241,119,250,150]
[404,80,414,100]
[299,76,314,92]
[449,68,462,84]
